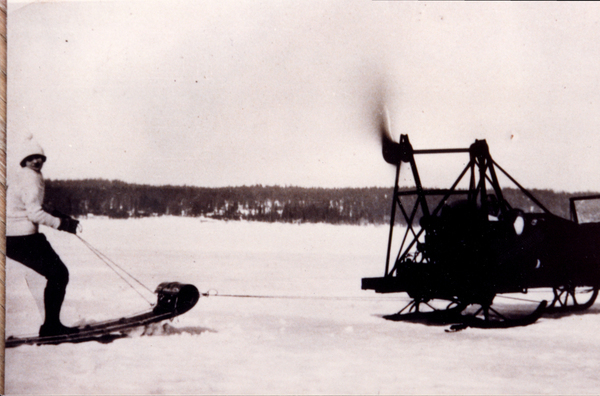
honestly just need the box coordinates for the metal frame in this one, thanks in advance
[383,135,551,278]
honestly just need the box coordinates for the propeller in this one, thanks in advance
[377,105,401,165]
[364,73,402,165]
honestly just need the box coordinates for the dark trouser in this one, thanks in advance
[6,233,69,326]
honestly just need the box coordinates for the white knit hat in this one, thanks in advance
[15,133,46,167]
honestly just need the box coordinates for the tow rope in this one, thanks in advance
[201,290,408,301]
[75,236,404,305]
[76,235,155,307]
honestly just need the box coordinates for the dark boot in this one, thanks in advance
[40,278,78,337]
[39,322,79,337]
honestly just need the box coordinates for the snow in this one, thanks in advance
[5,217,600,394]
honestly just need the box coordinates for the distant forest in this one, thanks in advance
[44,179,600,225]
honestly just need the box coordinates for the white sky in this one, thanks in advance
[7,0,600,191]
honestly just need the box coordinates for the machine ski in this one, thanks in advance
[382,300,467,325]
[6,282,200,348]
[446,300,547,331]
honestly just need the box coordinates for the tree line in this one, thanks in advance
[43,179,599,225]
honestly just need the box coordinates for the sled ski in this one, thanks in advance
[6,282,200,348]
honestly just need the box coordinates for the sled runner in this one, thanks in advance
[6,282,200,348]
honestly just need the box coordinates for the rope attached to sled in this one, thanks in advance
[202,290,407,301]
[76,235,155,306]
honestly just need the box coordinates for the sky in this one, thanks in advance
[7,0,600,192]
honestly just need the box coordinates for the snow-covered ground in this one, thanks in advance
[5,217,600,394]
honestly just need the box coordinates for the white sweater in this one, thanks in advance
[6,167,61,236]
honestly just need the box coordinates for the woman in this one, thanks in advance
[6,135,80,337]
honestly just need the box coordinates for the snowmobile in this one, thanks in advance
[362,131,600,329]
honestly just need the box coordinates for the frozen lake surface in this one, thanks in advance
[5,217,600,394]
